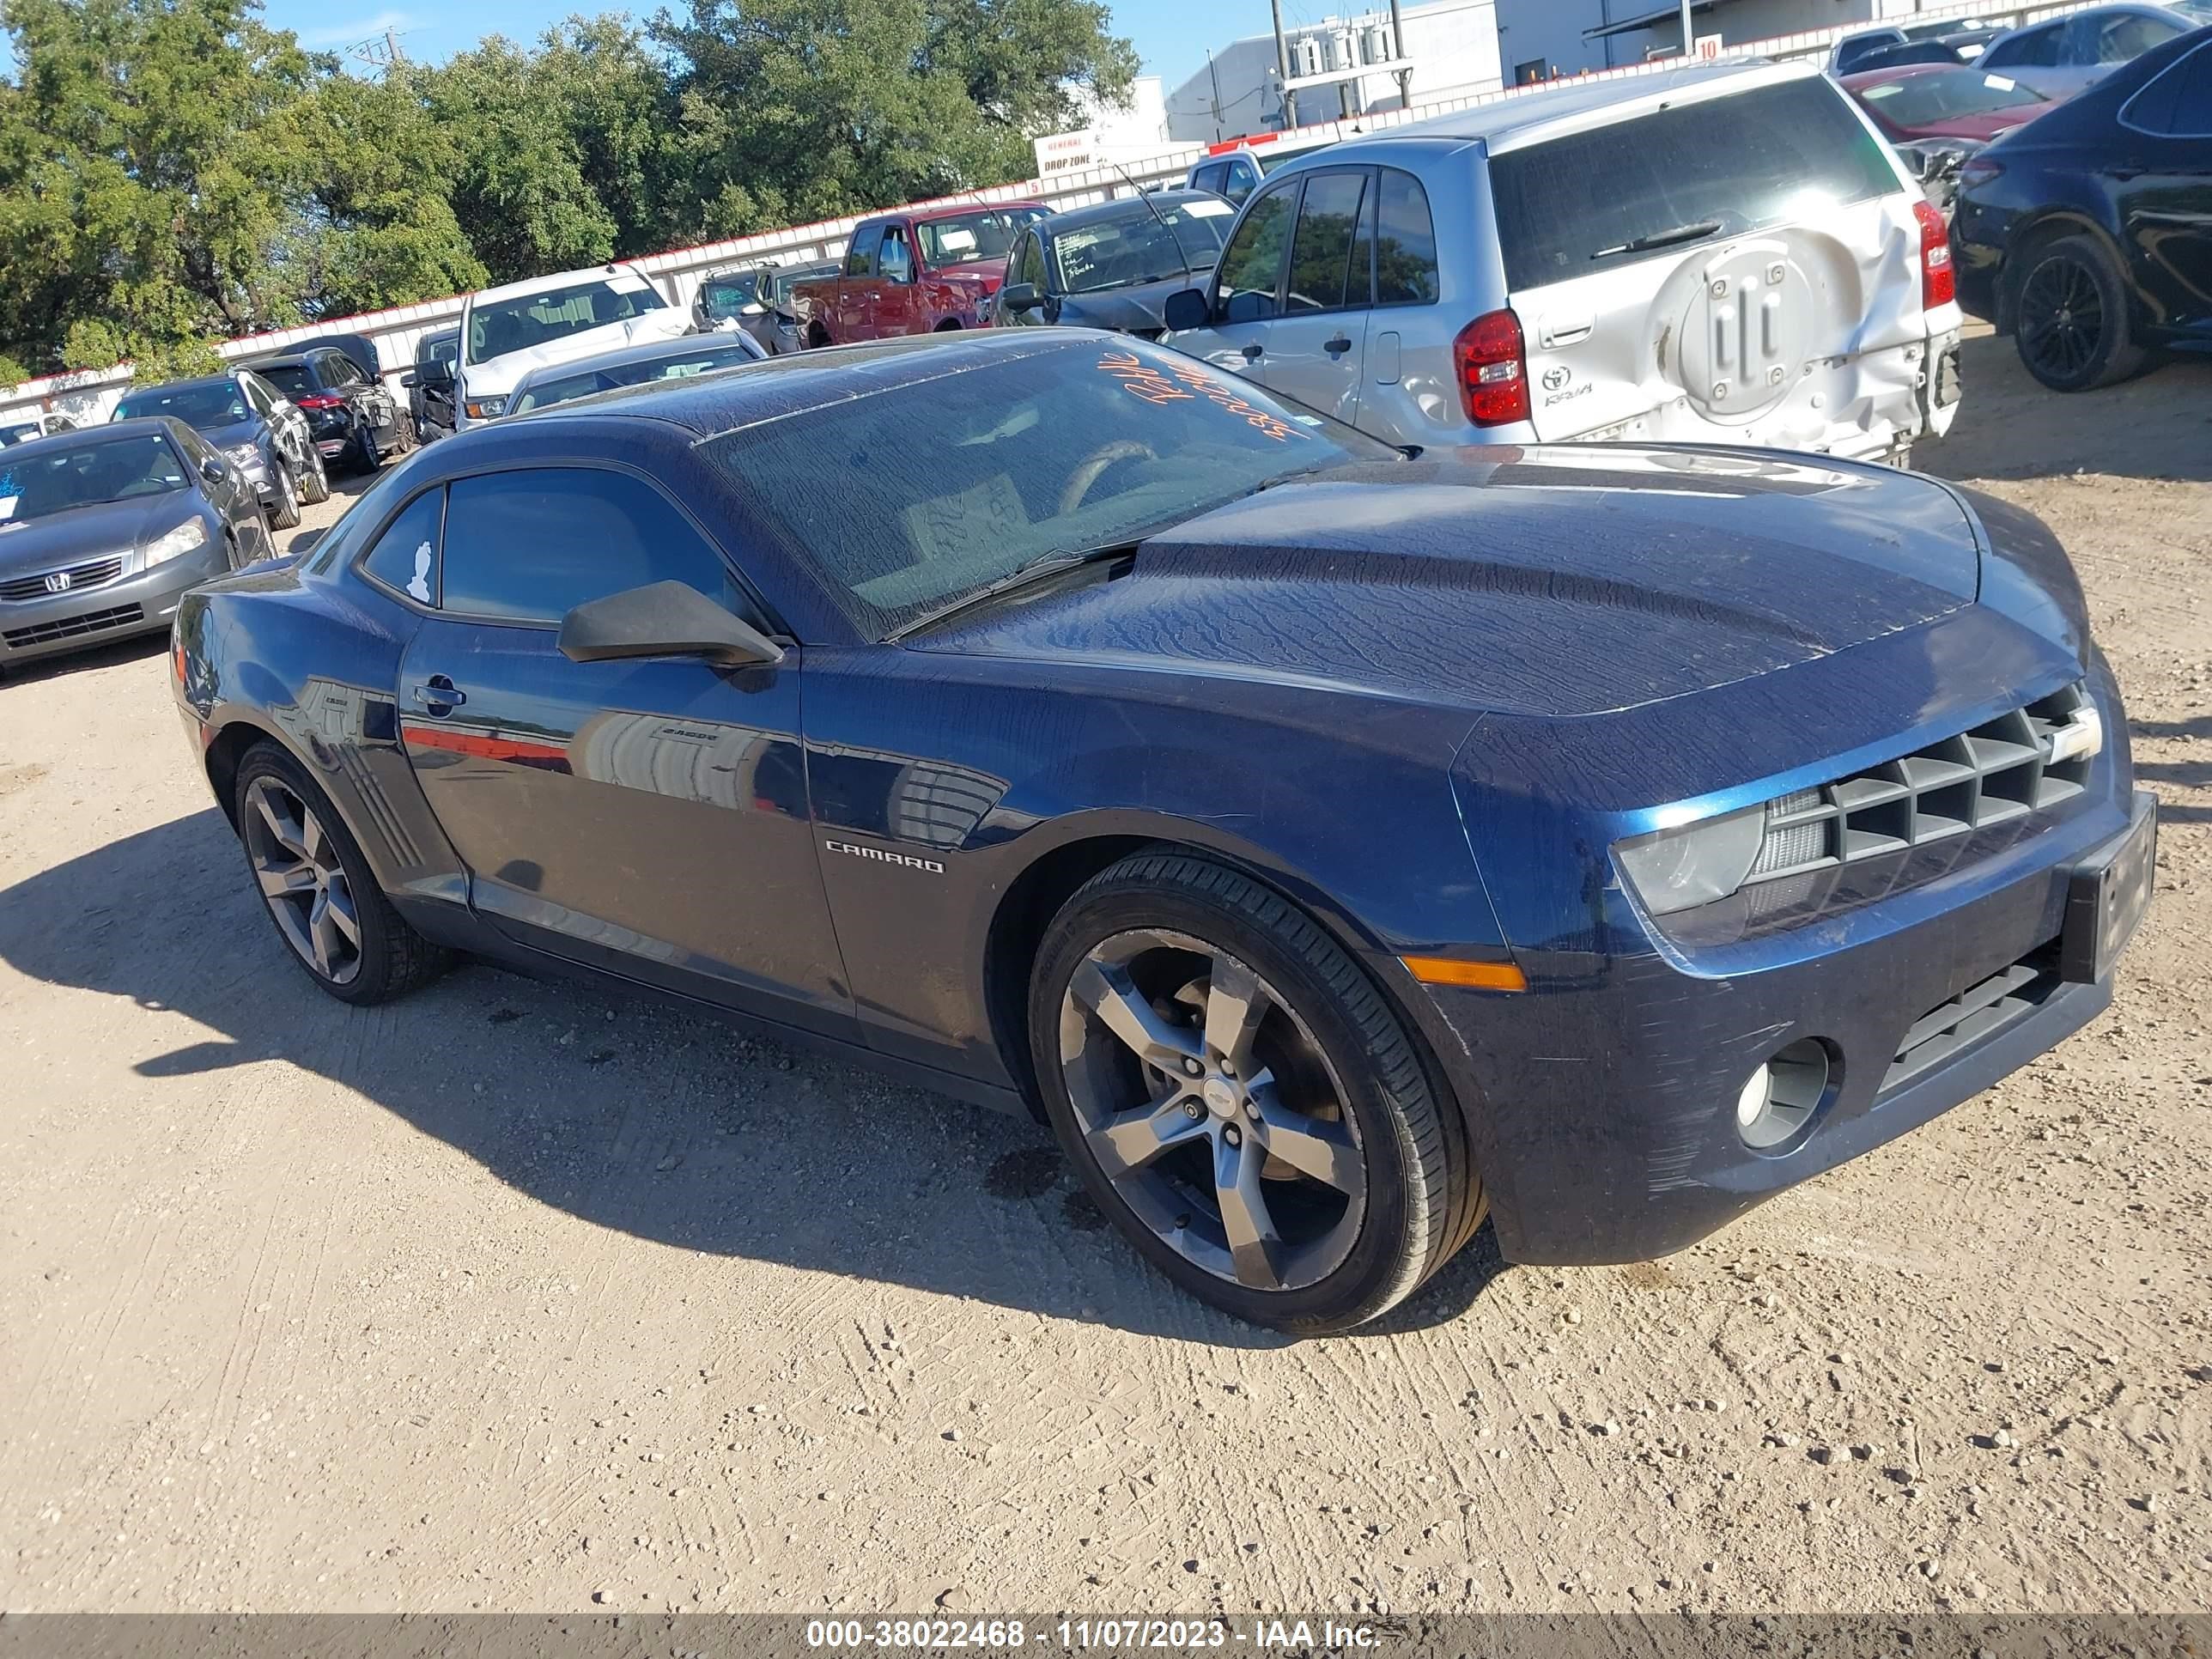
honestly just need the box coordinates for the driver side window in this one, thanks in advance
[844,228,881,279]
[878,227,914,283]
[1211,185,1296,323]
[438,467,745,626]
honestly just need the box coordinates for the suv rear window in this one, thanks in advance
[1487,79,1901,293]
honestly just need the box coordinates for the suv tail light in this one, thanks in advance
[1454,308,1529,427]
[294,393,344,410]
[1913,199,1954,310]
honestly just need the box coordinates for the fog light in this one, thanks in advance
[1735,1038,1833,1151]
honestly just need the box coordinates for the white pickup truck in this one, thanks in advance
[449,263,693,430]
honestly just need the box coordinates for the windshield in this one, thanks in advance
[915,207,1049,267]
[512,340,763,415]
[1054,200,1235,294]
[465,275,665,365]
[112,381,249,426]
[703,337,1399,638]
[255,364,317,400]
[1856,68,2046,125]
[0,433,189,525]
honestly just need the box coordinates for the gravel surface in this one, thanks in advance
[2,327,2207,1614]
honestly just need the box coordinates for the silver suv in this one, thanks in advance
[1162,61,1964,464]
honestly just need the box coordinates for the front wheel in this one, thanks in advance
[2014,234,2147,392]
[234,744,447,1005]
[1029,852,1483,1333]
[266,461,301,530]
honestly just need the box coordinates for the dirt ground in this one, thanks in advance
[2,326,2208,1617]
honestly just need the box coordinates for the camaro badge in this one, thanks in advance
[824,838,945,874]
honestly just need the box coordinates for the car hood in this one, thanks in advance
[460,312,695,398]
[198,417,264,450]
[1055,274,1207,333]
[916,446,1984,719]
[0,493,200,577]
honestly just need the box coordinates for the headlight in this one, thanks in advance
[222,442,264,470]
[1614,804,1766,916]
[143,519,210,566]
[465,395,507,421]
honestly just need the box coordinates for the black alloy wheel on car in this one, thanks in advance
[1029,851,1485,1333]
[2014,234,2147,392]
[233,744,447,1005]
[297,448,331,505]
[354,418,384,474]
[266,459,301,531]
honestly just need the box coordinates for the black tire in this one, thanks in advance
[297,450,331,505]
[232,742,447,1006]
[266,462,301,531]
[355,423,383,474]
[1029,851,1481,1333]
[2012,234,2148,393]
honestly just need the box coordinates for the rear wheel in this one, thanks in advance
[234,744,447,1005]
[2014,234,2147,392]
[355,423,383,473]
[1030,851,1481,1333]
[297,449,331,505]
[266,462,301,530]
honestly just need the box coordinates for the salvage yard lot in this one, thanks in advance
[1,326,2207,1614]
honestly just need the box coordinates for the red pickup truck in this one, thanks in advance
[793,202,1050,347]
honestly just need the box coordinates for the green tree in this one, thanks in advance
[653,0,1136,240]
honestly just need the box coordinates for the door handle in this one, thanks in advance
[410,676,465,714]
[1540,318,1595,348]
[1241,342,1264,362]
[1324,334,1352,356]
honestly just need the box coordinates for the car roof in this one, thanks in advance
[510,333,762,392]
[467,261,651,307]
[507,329,1084,440]
[1354,58,1820,154]
[243,351,318,370]
[1042,190,1224,234]
[902,199,1047,224]
[3,416,185,459]
[114,372,244,395]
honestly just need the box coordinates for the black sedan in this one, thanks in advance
[173,331,2151,1331]
[1952,23,2212,389]
[991,190,1233,336]
[111,369,331,530]
[246,345,413,473]
[0,419,264,672]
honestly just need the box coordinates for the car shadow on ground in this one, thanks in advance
[0,808,1515,1342]
[1917,331,2212,486]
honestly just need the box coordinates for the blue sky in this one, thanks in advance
[260,0,1255,91]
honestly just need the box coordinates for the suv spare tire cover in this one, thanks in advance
[1670,237,1816,427]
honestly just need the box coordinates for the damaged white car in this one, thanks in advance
[1163,60,1961,466]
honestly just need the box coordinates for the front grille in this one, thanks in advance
[1881,947,2063,1097]
[1746,685,2094,889]
[3,603,144,647]
[0,555,127,603]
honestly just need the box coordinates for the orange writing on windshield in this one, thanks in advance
[1097,349,1308,442]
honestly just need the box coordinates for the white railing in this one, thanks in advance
[1,0,2094,428]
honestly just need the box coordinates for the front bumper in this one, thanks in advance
[0,541,231,666]
[1431,663,2144,1266]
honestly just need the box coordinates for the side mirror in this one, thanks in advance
[199,456,227,483]
[558,580,786,670]
[1000,283,1042,313]
[400,370,419,388]
[1162,288,1209,332]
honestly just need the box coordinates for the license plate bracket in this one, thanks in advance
[2059,792,2156,983]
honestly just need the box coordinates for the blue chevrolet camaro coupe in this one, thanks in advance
[173,330,2155,1332]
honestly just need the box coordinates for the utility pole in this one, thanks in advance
[1679,0,1695,58]
[1208,50,1225,143]
[1270,0,1299,131]
[1389,0,1410,109]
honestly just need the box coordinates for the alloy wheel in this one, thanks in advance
[2018,253,2104,384]
[241,776,363,985]
[1057,929,1365,1292]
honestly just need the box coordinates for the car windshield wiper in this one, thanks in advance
[1591,220,1723,260]
[885,541,1138,641]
